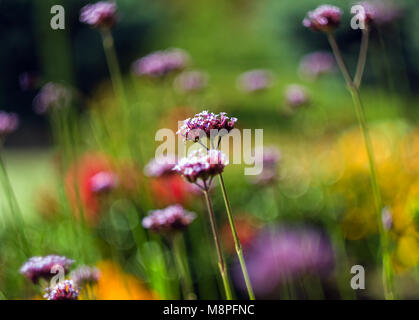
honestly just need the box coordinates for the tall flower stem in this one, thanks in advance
[354,29,370,88]
[202,188,233,300]
[172,234,196,300]
[218,174,255,300]
[327,33,394,299]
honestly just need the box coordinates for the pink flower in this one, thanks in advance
[285,84,310,109]
[237,70,274,93]
[44,280,79,300]
[299,51,336,80]
[303,5,342,32]
[0,112,19,137]
[80,1,118,29]
[142,204,196,233]
[174,70,209,93]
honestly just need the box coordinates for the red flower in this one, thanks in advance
[150,175,192,207]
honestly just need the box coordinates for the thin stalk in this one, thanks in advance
[172,234,196,300]
[202,189,233,300]
[354,29,370,88]
[327,33,394,299]
[218,174,255,300]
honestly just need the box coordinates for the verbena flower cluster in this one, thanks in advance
[80,1,118,29]
[285,84,310,109]
[299,51,336,80]
[142,204,196,233]
[20,255,74,283]
[144,156,177,177]
[132,48,189,78]
[173,149,228,184]
[0,112,19,137]
[44,280,79,300]
[33,82,72,114]
[251,146,281,186]
[177,111,237,142]
[174,70,209,93]
[357,1,401,26]
[303,5,342,32]
[237,69,274,93]
[70,265,101,287]
[89,171,119,194]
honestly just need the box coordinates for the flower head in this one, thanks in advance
[80,1,118,29]
[303,5,342,33]
[299,51,336,80]
[20,255,74,284]
[382,207,393,231]
[142,204,196,233]
[89,171,119,194]
[0,112,19,137]
[251,146,281,186]
[144,156,177,178]
[44,280,79,300]
[237,69,274,93]
[132,48,189,78]
[174,70,209,93]
[234,226,334,296]
[177,111,237,142]
[174,149,228,184]
[70,265,101,287]
[285,84,310,109]
[357,1,401,26]
[33,82,72,114]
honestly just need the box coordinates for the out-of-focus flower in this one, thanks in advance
[174,149,228,184]
[44,280,79,300]
[70,266,101,288]
[132,48,189,78]
[177,111,237,142]
[80,1,118,29]
[0,112,19,138]
[382,207,393,231]
[174,70,208,93]
[357,1,401,26]
[221,215,261,254]
[250,146,281,186]
[65,153,118,225]
[20,255,74,284]
[144,156,177,178]
[142,204,196,233]
[86,261,158,300]
[237,69,274,93]
[234,226,334,296]
[33,82,72,114]
[18,72,39,91]
[303,5,342,33]
[299,52,336,80]
[284,84,310,109]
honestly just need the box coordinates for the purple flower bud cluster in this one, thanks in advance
[20,255,74,284]
[303,5,342,33]
[251,147,281,186]
[174,70,209,93]
[177,111,237,142]
[0,112,19,137]
[144,156,177,177]
[285,84,310,109]
[44,280,79,300]
[33,82,72,114]
[142,204,196,233]
[174,149,228,184]
[234,226,335,296]
[237,69,274,93]
[70,265,101,287]
[299,51,336,80]
[80,1,118,29]
[89,171,119,194]
[132,48,189,78]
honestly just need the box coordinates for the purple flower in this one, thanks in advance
[80,1,118,29]
[174,149,228,184]
[382,207,393,231]
[132,48,189,78]
[174,70,209,93]
[285,84,310,109]
[19,72,39,91]
[251,146,281,186]
[299,51,336,80]
[0,112,19,137]
[33,82,72,114]
[177,111,237,142]
[44,280,79,300]
[303,5,342,33]
[20,255,75,284]
[144,156,177,178]
[70,266,101,287]
[89,171,119,194]
[142,204,196,233]
[237,70,274,93]
[357,1,401,26]
[234,226,335,296]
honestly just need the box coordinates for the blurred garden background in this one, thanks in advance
[0,0,419,300]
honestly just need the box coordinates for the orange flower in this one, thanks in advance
[150,175,192,207]
[221,215,261,254]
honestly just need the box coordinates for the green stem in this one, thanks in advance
[202,189,233,300]
[327,33,394,300]
[218,174,255,300]
[354,29,370,89]
[172,234,196,300]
